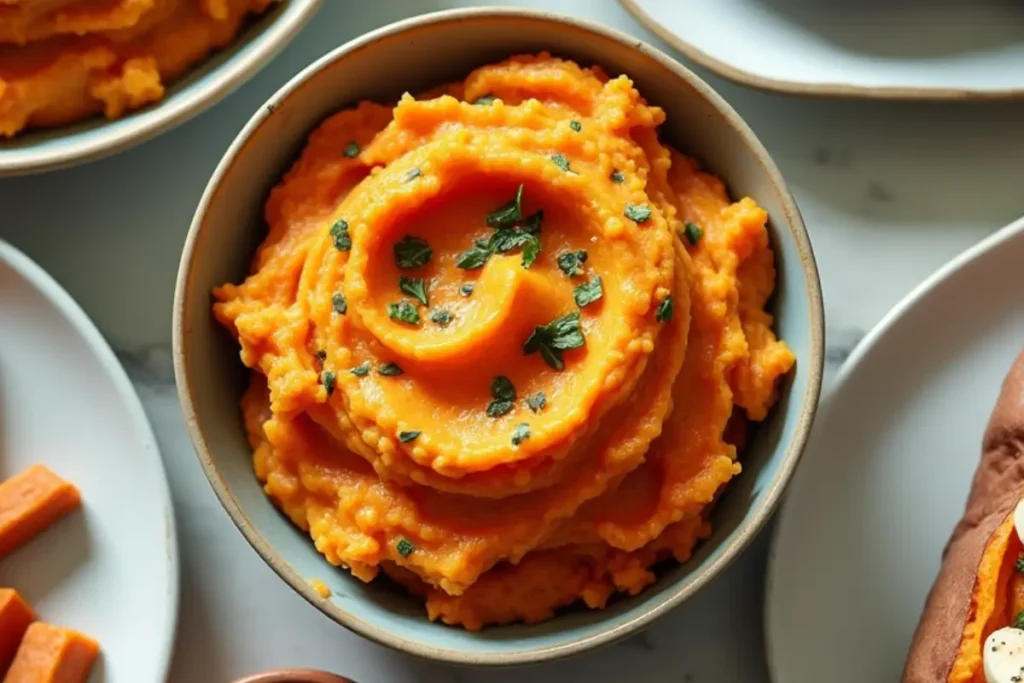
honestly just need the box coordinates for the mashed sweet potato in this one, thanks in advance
[214,54,795,629]
[0,0,278,136]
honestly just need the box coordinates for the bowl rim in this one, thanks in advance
[0,0,323,177]
[173,6,825,666]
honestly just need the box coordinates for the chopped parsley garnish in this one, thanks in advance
[314,349,327,363]
[625,204,652,223]
[492,227,541,268]
[1016,555,1024,574]
[430,309,452,327]
[321,371,336,396]
[332,292,347,315]
[486,376,517,418]
[557,250,588,277]
[403,167,422,183]
[393,235,433,269]
[1015,609,1024,629]
[523,312,585,371]
[683,221,703,245]
[610,170,625,183]
[350,362,370,377]
[396,538,416,557]
[526,392,546,413]
[460,283,475,296]
[486,185,524,229]
[521,210,544,234]
[456,239,493,270]
[573,277,603,308]
[330,219,351,251]
[655,296,673,322]
[570,120,582,132]
[474,94,496,105]
[399,276,428,306]
[344,141,359,158]
[511,423,531,446]
[398,431,420,444]
[550,154,573,173]
[378,363,404,376]
[388,301,420,325]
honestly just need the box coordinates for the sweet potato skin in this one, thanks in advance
[903,347,1024,682]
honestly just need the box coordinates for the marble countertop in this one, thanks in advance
[2,1,1023,681]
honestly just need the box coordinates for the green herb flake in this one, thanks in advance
[683,221,703,245]
[1016,555,1024,574]
[523,312,585,371]
[655,295,674,323]
[403,167,422,183]
[344,141,360,158]
[610,170,625,184]
[388,301,421,325]
[330,219,351,251]
[492,228,541,269]
[521,210,544,235]
[460,283,475,297]
[314,349,327,363]
[625,204,653,223]
[430,309,453,327]
[378,362,404,377]
[511,423,531,446]
[399,276,428,306]
[487,376,517,418]
[486,184,525,229]
[550,154,573,173]
[474,94,496,105]
[569,120,582,132]
[396,538,416,557]
[393,235,433,269]
[573,277,603,308]
[350,362,370,377]
[557,250,588,277]
[332,292,347,315]
[526,392,546,413]
[1015,609,1024,629]
[321,371,336,396]
[456,239,494,270]
[398,431,420,444]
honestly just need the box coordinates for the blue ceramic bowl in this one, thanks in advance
[0,0,321,176]
[173,8,824,665]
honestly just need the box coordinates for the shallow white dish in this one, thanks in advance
[765,214,1024,682]
[0,240,178,681]
[622,0,1024,99]
[0,0,322,177]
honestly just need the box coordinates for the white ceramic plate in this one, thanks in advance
[0,240,177,682]
[0,0,322,177]
[764,215,1024,682]
[621,0,1024,99]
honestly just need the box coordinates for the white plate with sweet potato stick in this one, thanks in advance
[0,239,177,681]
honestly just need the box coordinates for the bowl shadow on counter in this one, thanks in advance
[754,0,1024,60]
[180,14,817,662]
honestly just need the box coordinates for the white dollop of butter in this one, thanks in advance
[1015,498,1024,545]
[985,627,1024,683]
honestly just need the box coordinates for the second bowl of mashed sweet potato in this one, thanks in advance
[174,7,823,665]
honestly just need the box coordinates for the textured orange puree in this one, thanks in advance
[0,0,278,136]
[214,54,795,629]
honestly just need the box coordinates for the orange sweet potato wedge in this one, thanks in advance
[4,623,98,683]
[904,347,1024,682]
[0,465,80,559]
[0,590,34,673]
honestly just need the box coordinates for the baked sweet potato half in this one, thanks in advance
[904,348,1024,682]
